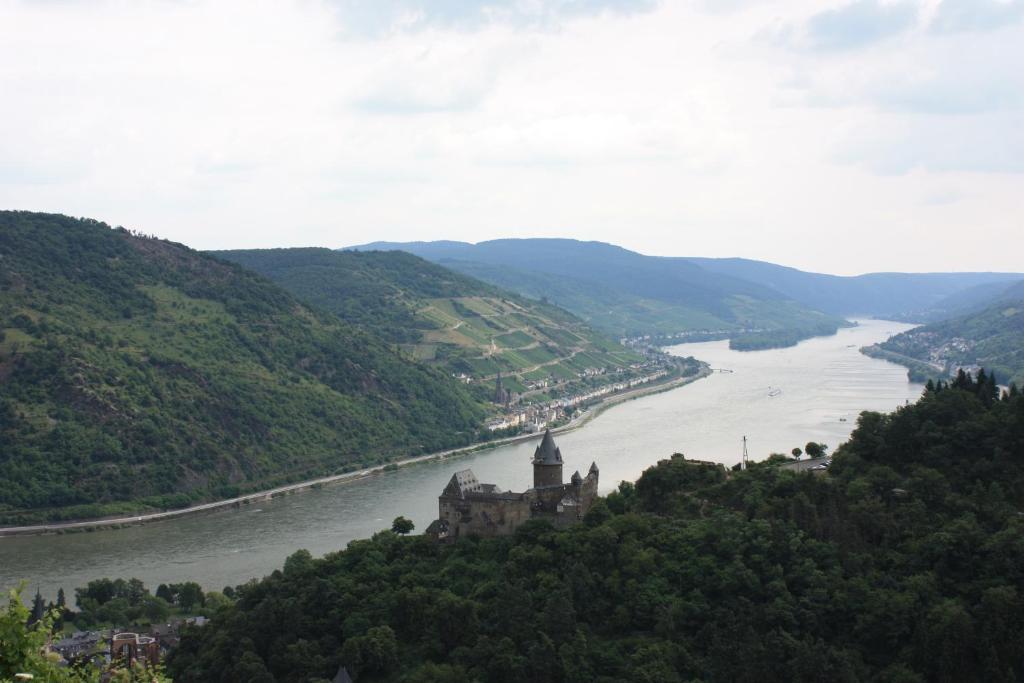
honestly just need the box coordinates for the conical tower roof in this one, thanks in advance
[533,429,562,465]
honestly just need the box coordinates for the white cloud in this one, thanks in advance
[804,0,920,50]
[0,0,1021,274]
[930,0,1024,33]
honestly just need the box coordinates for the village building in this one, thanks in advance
[110,632,160,667]
[427,430,598,540]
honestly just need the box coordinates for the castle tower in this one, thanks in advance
[532,429,563,488]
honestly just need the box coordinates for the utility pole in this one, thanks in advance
[742,435,749,470]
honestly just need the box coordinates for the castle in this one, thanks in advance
[427,430,599,540]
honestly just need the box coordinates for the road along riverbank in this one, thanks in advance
[1,320,922,600]
[0,365,710,537]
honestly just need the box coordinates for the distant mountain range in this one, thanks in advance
[0,212,485,523]
[213,248,644,396]
[685,257,1022,318]
[350,239,1022,338]
[905,279,1024,324]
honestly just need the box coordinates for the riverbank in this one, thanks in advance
[860,344,941,382]
[0,365,711,537]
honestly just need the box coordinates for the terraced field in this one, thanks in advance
[213,249,644,394]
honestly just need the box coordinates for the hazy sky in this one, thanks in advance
[1,0,1021,275]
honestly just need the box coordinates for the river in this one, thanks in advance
[0,319,922,600]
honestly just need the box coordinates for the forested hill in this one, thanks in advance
[0,212,484,524]
[169,376,1024,682]
[865,298,1024,384]
[352,239,847,342]
[910,278,1024,323]
[211,249,496,344]
[213,248,643,391]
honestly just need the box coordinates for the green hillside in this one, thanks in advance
[168,376,1024,682]
[213,249,644,396]
[864,299,1024,384]
[0,213,485,524]
[353,239,849,345]
[910,279,1024,323]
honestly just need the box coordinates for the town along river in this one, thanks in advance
[1,319,922,599]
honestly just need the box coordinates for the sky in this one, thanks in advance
[1,0,1021,275]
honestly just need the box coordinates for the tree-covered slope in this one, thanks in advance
[0,212,485,523]
[352,239,848,341]
[911,279,1024,323]
[211,248,496,344]
[865,298,1024,384]
[212,248,643,394]
[168,377,1024,682]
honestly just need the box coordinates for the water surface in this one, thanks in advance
[0,319,922,599]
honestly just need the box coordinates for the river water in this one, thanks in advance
[0,319,922,600]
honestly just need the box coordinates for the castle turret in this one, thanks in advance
[532,429,563,488]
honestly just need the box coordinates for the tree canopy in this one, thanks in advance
[0,212,485,523]
[168,376,1024,682]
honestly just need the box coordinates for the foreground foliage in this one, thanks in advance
[0,212,484,522]
[169,376,1024,682]
[1,586,170,682]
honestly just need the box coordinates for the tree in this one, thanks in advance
[201,591,233,615]
[2,586,79,682]
[284,549,315,577]
[792,447,803,460]
[342,625,398,676]
[155,584,175,604]
[176,582,205,611]
[125,578,147,605]
[391,516,415,535]
[77,578,116,608]
[29,589,46,626]
[805,442,828,458]
[138,594,170,623]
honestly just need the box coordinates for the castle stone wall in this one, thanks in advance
[432,431,599,540]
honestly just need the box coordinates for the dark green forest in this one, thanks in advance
[169,376,1024,682]
[209,248,497,344]
[0,212,485,523]
[728,320,851,351]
